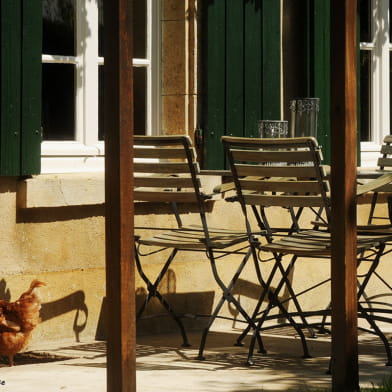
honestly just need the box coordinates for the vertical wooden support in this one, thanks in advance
[330,1,359,391]
[104,1,136,391]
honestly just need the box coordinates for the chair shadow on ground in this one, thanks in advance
[134,329,392,392]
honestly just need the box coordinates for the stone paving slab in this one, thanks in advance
[0,328,391,391]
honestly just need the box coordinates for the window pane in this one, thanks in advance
[134,0,147,58]
[360,50,371,141]
[99,67,147,138]
[42,0,75,56]
[98,0,104,57]
[134,67,146,135]
[42,64,75,140]
[390,0,392,43]
[98,0,146,59]
[359,0,371,43]
[390,52,392,133]
[99,65,104,140]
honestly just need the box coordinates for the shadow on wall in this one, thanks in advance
[16,204,105,223]
[95,268,215,340]
[0,279,89,342]
[40,291,88,342]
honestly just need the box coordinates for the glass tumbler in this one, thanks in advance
[258,120,289,138]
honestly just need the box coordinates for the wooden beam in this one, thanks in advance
[330,0,359,391]
[104,0,136,391]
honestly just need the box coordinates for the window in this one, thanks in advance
[359,0,391,167]
[41,0,160,173]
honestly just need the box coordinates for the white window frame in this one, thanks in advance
[360,0,391,167]
[41,0,161,173]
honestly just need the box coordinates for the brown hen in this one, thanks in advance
[0,280,46,366]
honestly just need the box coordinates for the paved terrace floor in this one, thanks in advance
[1,325,392,392]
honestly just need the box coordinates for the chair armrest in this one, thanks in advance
[356,173,392,196]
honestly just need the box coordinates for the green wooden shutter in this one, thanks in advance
[21,0,42,175]
[203,0,281,169]
[307,0,331,164]
[203,0,226,170]
[1,1,22,175]
[0,0,41,176]
[307,0,361,165]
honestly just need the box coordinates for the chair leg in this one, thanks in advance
[274,255,316,338]
[246,288,311,366]
[197,249,265,360]
[355,244,392,365]
[358,303,392,366]
[234,256,281,348]
[367,192,379,224]
[135,246,190,347]
[253,252,315,338]
[239,248,311,365]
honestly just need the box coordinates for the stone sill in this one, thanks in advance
[17,173,224,209]
[17,173,105,208]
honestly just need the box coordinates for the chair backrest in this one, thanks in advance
[375,135,392,193]
[378,135,392,170]
[222,136,330,226]
[133,135,205,205]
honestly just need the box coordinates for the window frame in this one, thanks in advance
[360,0,391,167]
[41,0,161,173]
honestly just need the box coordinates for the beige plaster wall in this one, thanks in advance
[1,1,391,352]
[0,176,106,348]
[1,174,392,349]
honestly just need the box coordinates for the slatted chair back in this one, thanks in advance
[222,136,330,227]
[377,135,392,171]
[134,135,207,206]
[367,135,392,224]
[133,136,255,353]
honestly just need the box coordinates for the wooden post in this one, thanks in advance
[330,0,359,391]
[104,0,136,391]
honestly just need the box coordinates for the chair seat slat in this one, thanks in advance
[138,228,248,249]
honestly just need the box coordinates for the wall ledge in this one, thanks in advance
[16,173,224,209]
[17,173,105,208]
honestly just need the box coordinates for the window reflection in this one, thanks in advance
[390,52,392,133]
[42,0,75,56]
[98,0,148,139]
[134,67,147,135]
[359,0,371,43]
[134,0,147,59]
[42,64,75,140]
[99,65,104,140]
[98,0,104,57]
[98,0,146,58]
[360,51,371,142]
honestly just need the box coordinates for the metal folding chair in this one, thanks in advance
[134,135,262,355]
[222,136,392,366]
